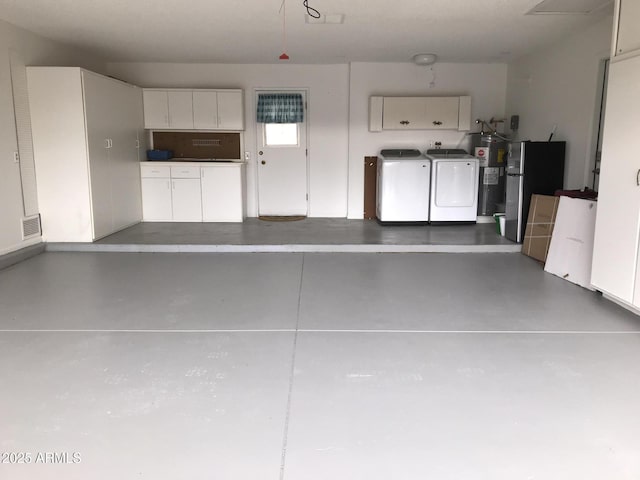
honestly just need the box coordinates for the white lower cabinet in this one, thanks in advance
[172,179,202,222]
[201,166,245,222]
[141,162,244,222]
[141,178,172,221]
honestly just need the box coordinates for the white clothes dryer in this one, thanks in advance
[424,149,479,223]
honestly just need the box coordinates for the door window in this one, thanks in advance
[264,123,299,146]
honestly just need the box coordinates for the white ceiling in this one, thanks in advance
[0,0,613,64]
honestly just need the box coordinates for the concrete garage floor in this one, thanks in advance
[1,251,640,479]
[46,219,520,253]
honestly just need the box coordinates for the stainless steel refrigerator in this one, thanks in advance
[505,141,566,243]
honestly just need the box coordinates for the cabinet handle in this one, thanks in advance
[637,169,640,186]
[399,120,410,125]
[104,139,110,149]
[433,120,443,126]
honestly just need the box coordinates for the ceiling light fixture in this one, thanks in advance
[413,53,438,66]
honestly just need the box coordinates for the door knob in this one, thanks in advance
[259,151,264,155]
[261,160,266,165]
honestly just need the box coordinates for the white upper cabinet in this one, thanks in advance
[193,91,218,129]
[216,90,244,130]
[423,97,460,129]
[167,91,194,129]
[370,95,471,132]
[143,88,244,131]
[142,90,169,129]
[382,97,432,129]
[614,0,640,57]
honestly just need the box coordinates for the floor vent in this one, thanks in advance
[22,214,41,239]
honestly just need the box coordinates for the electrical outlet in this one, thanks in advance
[13,151,19,163]
[244,152,250,161]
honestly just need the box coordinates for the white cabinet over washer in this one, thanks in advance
[369,95,471,132]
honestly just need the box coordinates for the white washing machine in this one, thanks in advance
[376,149,431,223]
[424,149,479,223]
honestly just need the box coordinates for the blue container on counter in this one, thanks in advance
[146,149,173,161]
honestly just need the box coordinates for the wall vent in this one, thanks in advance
[22,214,41,239]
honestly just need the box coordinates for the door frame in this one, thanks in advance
[253,87,310,216]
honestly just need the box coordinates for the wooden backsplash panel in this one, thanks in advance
[153,132,241,159]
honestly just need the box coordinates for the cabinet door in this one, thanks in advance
[592,56,640,304]
[111,84,143,230]
[82,71,116,240]
[167,91,194,129]
[616,0,640,56]
[201,166,243,222]
[143,90,169,128]
[193,91,218,129]
[172,178,202,222]
[217,90,244,130]
[424,97,460,129]
[382,97,428,129]
[141,178,172,221]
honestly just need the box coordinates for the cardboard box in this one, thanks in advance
[521,194,560,263]
[544,197,597,290]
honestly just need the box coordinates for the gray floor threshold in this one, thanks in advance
[45,243,522,253]
[0,242,45,270]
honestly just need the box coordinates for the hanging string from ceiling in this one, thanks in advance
[303,0,321,18]
[279,0,289,60]
[277,0,322,60]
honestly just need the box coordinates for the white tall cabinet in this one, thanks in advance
[591,2,640,311]
[28,67,143,242]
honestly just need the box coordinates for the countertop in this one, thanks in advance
[142,160,245,167]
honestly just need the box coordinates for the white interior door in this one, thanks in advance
[256,90,308,216]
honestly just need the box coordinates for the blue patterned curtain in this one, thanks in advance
[257,94,304,123]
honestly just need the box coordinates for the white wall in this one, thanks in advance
[506,16,613,190]
[347,62,508,218]
[107,63,350,218]
[109,62,508,220]
[0,19,106,255]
